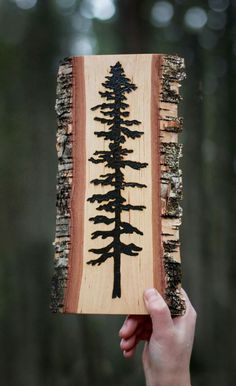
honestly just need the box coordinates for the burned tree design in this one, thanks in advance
[87,61,148,298]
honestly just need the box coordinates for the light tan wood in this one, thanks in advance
[78,55,156,314]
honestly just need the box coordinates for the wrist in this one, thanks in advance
[145,370,191,386]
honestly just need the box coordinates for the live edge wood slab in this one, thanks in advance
[50,54,186,316]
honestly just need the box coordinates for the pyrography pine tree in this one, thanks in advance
[87,61,148,298]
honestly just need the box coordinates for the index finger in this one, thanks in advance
[173,288,197,330]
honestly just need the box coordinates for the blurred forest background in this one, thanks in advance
[0,0,236,385]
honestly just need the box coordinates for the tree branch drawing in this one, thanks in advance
[87,61,148,298]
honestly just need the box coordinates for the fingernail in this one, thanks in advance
[119,328,127,338]
[119,319,128,335]
[144,288,158,301]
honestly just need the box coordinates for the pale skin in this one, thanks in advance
[119,288,196,386]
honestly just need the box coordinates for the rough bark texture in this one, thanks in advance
[160,55,186,316]
[50,58,73,313]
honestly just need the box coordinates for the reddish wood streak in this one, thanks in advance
[64,57,86,313]
[151,55,165,295]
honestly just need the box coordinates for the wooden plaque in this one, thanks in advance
[51,54,186,315]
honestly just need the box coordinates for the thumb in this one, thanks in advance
[143,288,173,340]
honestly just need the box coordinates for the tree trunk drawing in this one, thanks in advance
[87,61,148,298]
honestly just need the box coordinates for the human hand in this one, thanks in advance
[119,288,196,386]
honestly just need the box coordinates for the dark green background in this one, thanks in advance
[1,0,236,385]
